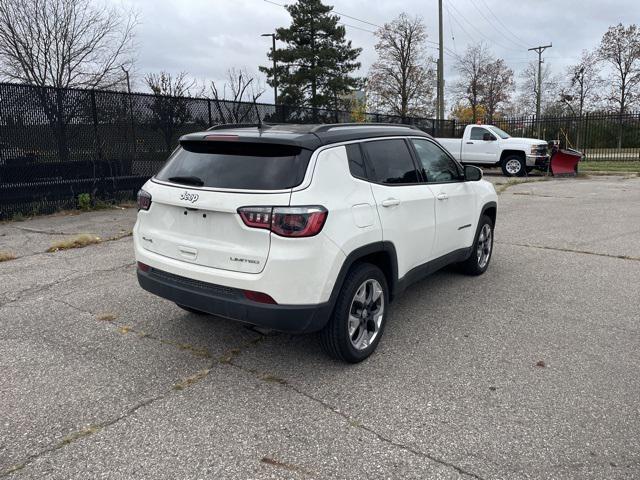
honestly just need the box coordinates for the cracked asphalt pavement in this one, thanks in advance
[1,175,639,479]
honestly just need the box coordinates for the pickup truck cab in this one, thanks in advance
[438,125,549,176]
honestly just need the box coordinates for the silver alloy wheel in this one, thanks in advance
[505,158,522,175]
[477,223,493,269]
[348,279,384,351]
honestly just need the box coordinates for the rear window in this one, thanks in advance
[155,141,312,190]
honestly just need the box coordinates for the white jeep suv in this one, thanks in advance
[134,123,497,362]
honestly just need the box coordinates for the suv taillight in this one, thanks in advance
[137,189,152,211]
[238,206,327,238]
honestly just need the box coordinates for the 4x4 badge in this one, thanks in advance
[179,191,199,203]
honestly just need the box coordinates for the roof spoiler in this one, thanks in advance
[206,123,274,131]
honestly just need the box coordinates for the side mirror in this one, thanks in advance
[464,165,483,181]
[483,133,496,141]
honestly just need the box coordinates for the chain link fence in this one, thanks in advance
[1,81,639,219]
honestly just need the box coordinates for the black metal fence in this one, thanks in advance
[1,81,639,219]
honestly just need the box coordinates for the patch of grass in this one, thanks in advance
[0,251,17,262]
[260,457,311,475]
[46,234,101,252]
[219,347,242,364]
[261,374,287,385]
[61,425,102,445]
[580,161,640,173]
[496,177,549,194]
[176,342,212,359]
[1,463,26,475]
[172,369,211,391]
[78,193,92,211]
[96,313,116,322]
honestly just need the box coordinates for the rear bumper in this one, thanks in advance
[137,266,332,333]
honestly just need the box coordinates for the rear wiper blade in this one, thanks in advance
[168,175,204,186]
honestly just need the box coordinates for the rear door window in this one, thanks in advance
[156,141,312,190]
[361,139,419,185]
[345,143,367,180]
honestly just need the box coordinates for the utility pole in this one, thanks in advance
[528,43,552,138]
[261,33,278,105]
[437,0,445,122]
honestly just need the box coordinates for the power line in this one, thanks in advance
[444,0,525,53]
[477,0,531,49]
[263,0,376,33]
[469,0,530,50]
[445,2,458,55]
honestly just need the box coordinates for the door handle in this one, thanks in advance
[381,198,401,207]
[436,192,449,201]
[466,141,474,144]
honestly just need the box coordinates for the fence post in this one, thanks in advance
[207,99,212,126]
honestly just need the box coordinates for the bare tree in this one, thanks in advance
[599,23,640,116]
[599,23,640,148]
[145,72,196,152]
[0,0,137,162]
[367,13,435,119]
[481,59,514,123]
[517,60,560,116]
[454,43,491,123]
[0,0,136,89]
[559,50,603,117]
[210,68,265,124]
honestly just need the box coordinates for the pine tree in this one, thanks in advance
[260,0,362,112]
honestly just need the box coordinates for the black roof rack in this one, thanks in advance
[309,123,420,133]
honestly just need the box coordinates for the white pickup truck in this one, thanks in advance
[438,124,550,176]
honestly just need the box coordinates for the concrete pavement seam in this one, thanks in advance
[497,242,640,262]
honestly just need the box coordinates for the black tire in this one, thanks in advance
[175,303,208,315]
[320,263,389,363]
[459,215,494,276]
[501,155,526,177]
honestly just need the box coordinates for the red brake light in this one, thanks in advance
[204,134,239,141]
[237,206,327,238]
[137,189,152,211]
[271,207,327,237]
[243,290,277,304]
[137,261,150,272]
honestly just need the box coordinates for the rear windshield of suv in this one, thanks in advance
[155,141,312,190]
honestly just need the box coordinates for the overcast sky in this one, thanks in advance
[115,0,639,103]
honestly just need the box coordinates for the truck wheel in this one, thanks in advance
[459,215,494,276]
[320,263,388,363]
[501,155,526,177]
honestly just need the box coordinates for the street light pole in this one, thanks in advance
[261,33,278,105]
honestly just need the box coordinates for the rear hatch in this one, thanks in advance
[138,138,311,273]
